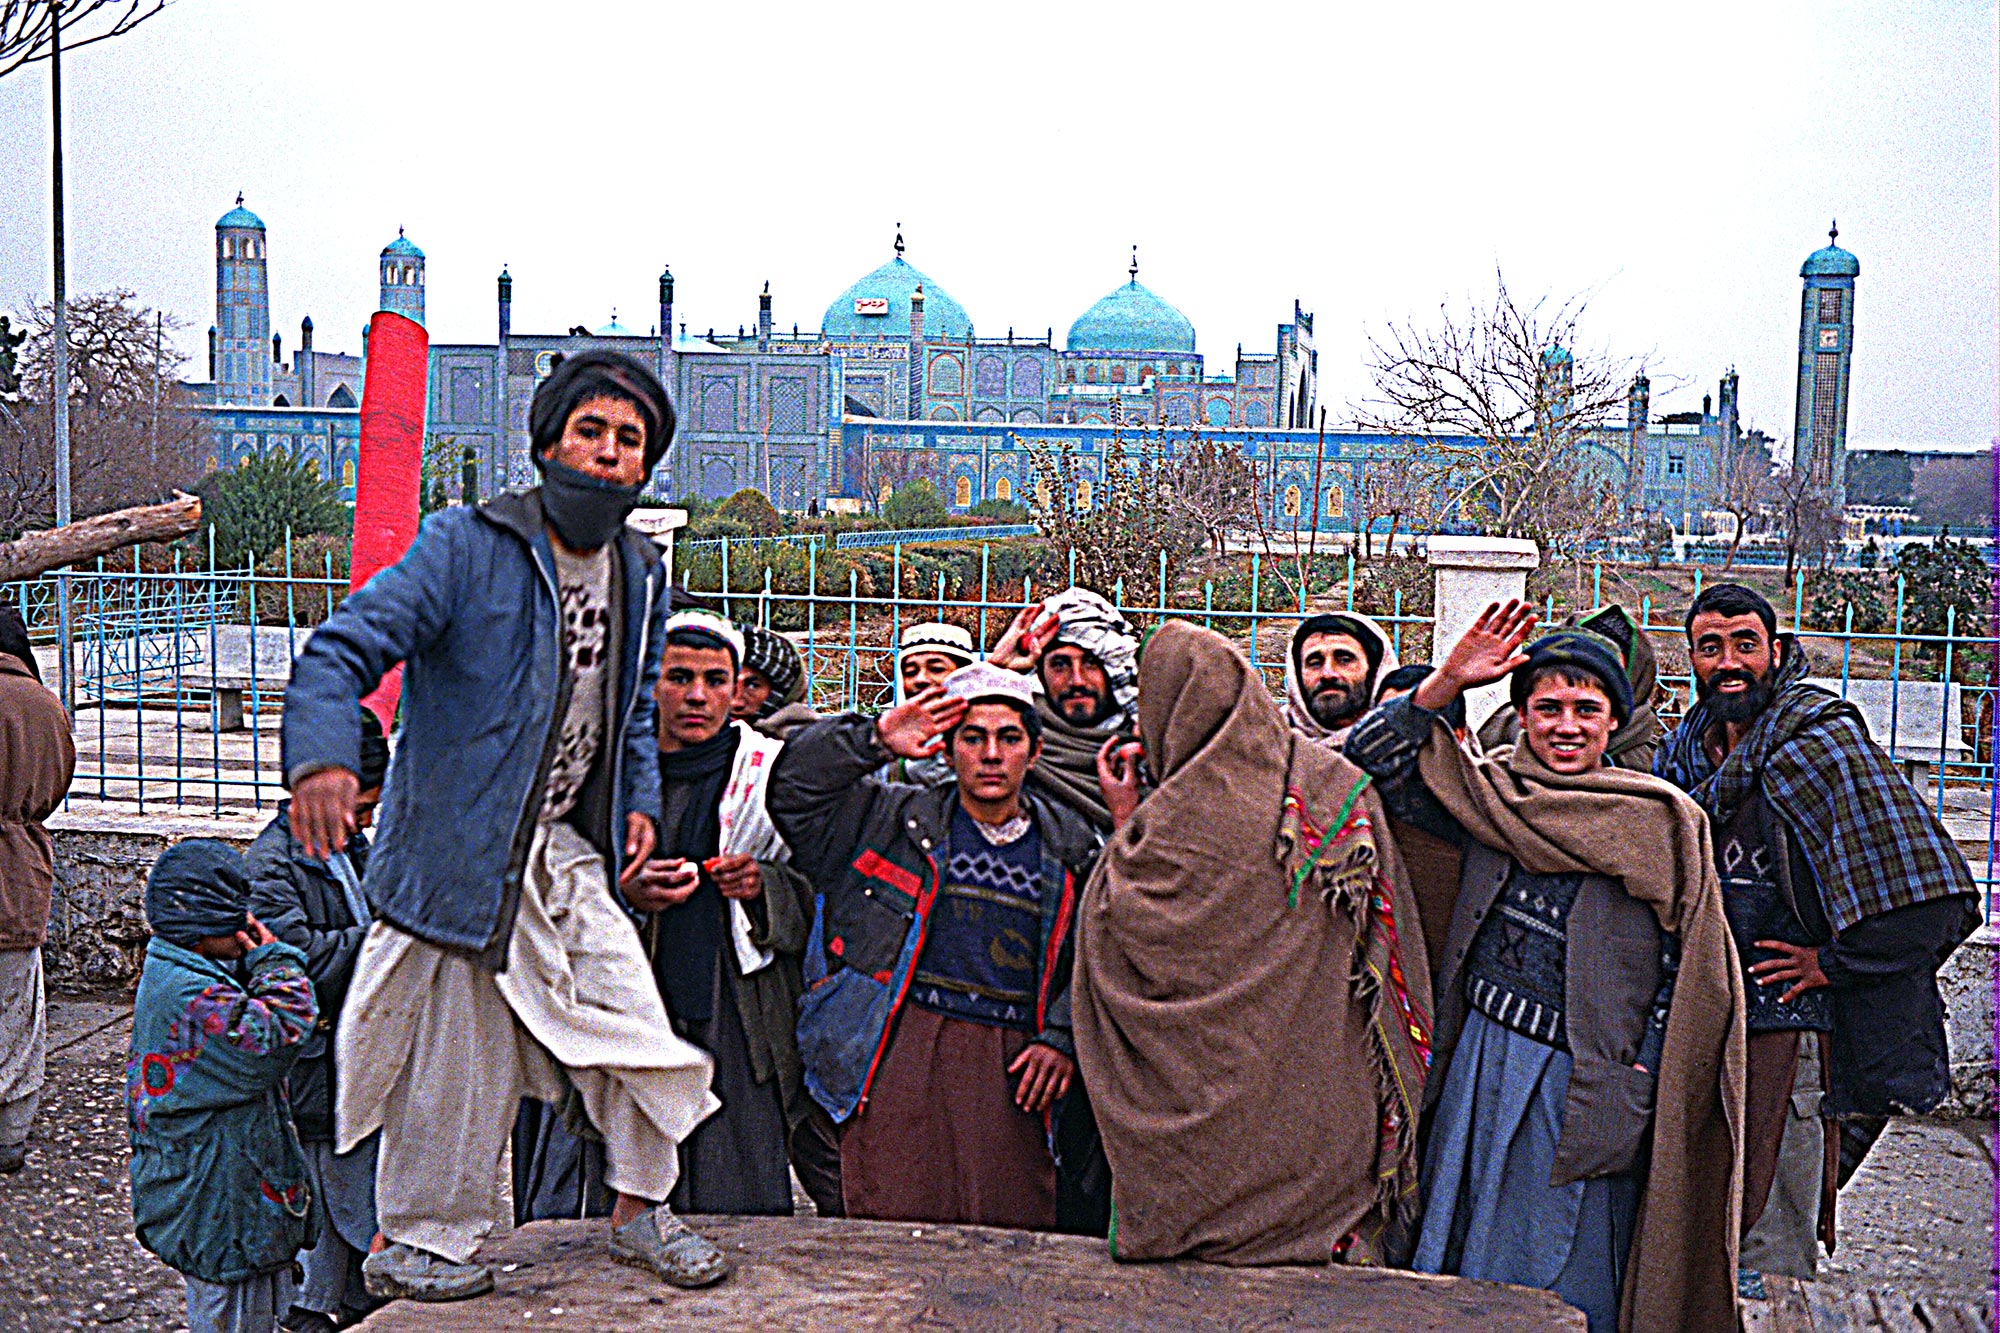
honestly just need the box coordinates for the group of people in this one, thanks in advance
[108,349,1978,1333]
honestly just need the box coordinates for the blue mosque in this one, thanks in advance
[191,201,1857,533]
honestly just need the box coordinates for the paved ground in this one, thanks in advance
[1,992,1991,1330]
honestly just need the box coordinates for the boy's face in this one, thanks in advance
[949,701,1041,803]
[541,394,648,486]
[656,644,737,749]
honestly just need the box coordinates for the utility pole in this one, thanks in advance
[50,0,73,714]
[151,309,161,478]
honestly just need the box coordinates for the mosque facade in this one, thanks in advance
[189,202,1848,533]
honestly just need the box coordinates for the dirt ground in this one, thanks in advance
[2,990,1992,1330]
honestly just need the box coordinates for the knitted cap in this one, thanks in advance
[738,623,802,714]
[1509,630,1633,726]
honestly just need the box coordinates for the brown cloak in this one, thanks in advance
[1413,722,1744,1333]
[1074,620,1433,1266]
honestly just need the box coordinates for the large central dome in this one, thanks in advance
[1067,271,1194,354]
[822,239,972,340]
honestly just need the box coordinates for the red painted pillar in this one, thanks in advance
[350,310,428,730]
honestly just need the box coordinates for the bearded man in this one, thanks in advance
[1654,583,1978,1281]
[987,588,1143,836]
[1284,613,1398,744]
[284,350,728,1300]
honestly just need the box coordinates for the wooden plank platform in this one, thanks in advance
[356,1215,1586,1330]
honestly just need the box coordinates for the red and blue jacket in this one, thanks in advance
[768,713,1099,1124]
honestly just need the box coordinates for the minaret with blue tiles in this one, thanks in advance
[379,227,425,326]
[214,194,271,405]
[1792,221,1859,502]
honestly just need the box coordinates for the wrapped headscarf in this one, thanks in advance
[144,839,252,949]
[738,623,804,719]
[1041,588,1140,728]
[1283,611,1400,744]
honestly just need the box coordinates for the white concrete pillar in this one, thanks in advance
[1427,536,1541,731]
[626,508,690,586]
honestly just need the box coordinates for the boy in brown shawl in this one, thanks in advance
[1072,620,1434,1266]
[1345,601,1743,1333]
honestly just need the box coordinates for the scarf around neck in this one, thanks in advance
[652,723,743,1023]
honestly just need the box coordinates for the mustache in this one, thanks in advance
[1707,668,1760,689]
[1059,686,1101,701]
[1311,680,1357,699]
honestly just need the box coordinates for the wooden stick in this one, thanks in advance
[0,491,200,582]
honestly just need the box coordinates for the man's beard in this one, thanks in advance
[1307,679,1368,730]
[1056,686,1114,727]
[1697,665,1775,724]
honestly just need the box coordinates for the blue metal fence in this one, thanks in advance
[6,534,1993,920]
[833,524,1039,549]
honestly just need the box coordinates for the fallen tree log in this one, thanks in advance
[0,492,202,583]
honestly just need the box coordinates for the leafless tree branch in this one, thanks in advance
[0,0,168,80]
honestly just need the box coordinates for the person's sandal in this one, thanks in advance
[360,1242,495,1302]
[608,1207,733,1289]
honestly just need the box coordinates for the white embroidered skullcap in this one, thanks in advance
[662,610,746,665]
[941,661,1036,711]
[897,621,976,664]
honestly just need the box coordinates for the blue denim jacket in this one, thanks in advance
[281,491,666,959]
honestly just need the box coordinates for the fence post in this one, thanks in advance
[1427,536,1540,731]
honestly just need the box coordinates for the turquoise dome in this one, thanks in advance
[382,231,423,259]
[1066,278,1194,353]
[821,255,972,340]
[595,312,636,336]
[217,203,264,231]
[1801,243,1859,279]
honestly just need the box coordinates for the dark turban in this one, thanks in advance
[145,839,252,950]
[357,706,390,792]
[1509,630,1633,728]
[738,624,803,718]
[529,350,677,475]
[0,604,38,683]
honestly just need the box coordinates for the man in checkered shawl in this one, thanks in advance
[1654,582,1978,1281]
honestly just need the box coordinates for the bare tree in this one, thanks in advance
[1026,427,1200,601]
[1353,270,1652,566]
[0,0,167,77]
[1357,437,1443,562]
[857,442,945,516]
[1773,463,1843,587]
[1160,429,1258,560]
[1708,426,1777,571]
[3,289,203,536]
[1911,450,1993,529]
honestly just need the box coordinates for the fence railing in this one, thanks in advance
[833,524,1039,548]
[7,535,1993,920]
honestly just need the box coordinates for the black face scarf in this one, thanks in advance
[650,724,742,1024]
[537,456,643,551]
[145,839,252,950]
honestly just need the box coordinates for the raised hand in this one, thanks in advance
[1415,599,1538,710]
[1095,737,1145,831]
[875,684,969,760]
[987,603,1056,672]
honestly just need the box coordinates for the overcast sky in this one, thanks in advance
[1,0,1993,453]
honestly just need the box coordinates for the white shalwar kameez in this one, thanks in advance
[335,821,717,1263]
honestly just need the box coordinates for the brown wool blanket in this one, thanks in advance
[1074,621,1433,1266]
[1414,721,1745,1333]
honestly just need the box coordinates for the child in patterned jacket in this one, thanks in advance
[127,839,319,1333]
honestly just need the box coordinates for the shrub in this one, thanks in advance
[884,478,951,529]
[196,452,350,570]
